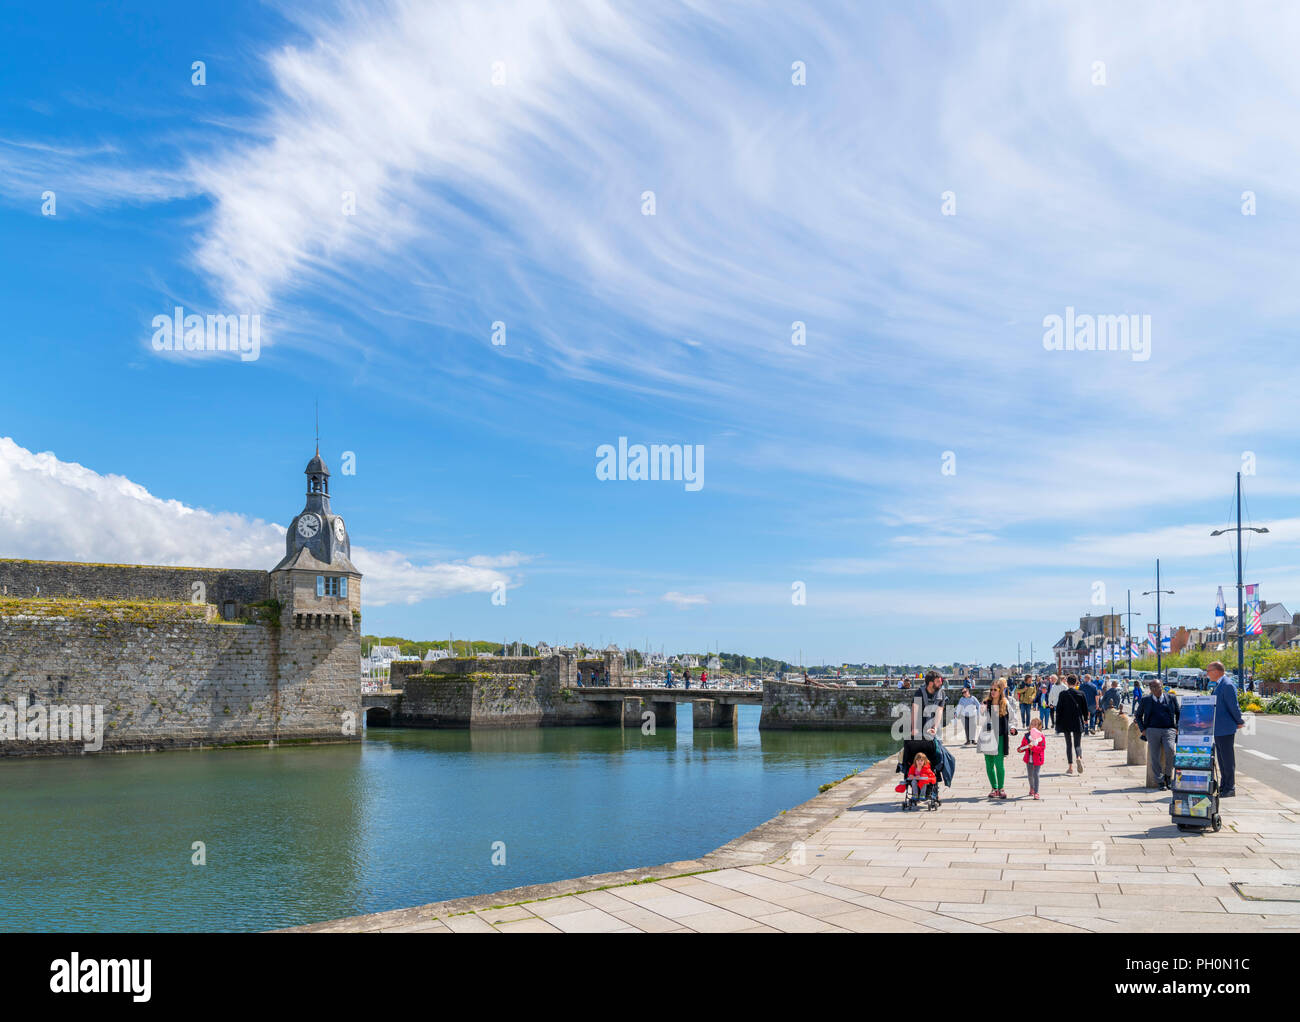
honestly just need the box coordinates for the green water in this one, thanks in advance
[0,706,897,931]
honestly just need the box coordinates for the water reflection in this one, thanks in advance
[1,706,892,932]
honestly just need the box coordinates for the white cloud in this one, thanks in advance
[662,591,709,608]
[0,437,525,607]
[610,607,645,618]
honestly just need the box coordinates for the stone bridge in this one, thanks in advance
[361,676,977,731]
[361,690,401,725]
[575,685,761,728]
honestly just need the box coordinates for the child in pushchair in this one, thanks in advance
[896,740,941,810]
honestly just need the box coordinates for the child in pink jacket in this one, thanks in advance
[1018,717,1047,799]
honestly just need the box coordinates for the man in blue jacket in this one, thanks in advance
[1207,661,1245,797]
[1080,674,1100,734]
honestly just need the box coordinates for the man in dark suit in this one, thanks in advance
[1207,661,1245,797]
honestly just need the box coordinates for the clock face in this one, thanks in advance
[333,518,346,543]
[296,513,321,539]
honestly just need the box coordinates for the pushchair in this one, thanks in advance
[896,739,941,811]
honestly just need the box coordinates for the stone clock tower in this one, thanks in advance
[271,448,362,630]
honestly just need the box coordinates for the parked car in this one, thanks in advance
[1166,667,1208,690]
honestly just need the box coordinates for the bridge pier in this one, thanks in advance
[621,697,676,730]
[692,699,736,729]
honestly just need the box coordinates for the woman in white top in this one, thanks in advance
[956,687,981,746]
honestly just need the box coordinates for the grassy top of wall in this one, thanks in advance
[0,597,214,624]
[0,558,257,573]
[407,672,501,684]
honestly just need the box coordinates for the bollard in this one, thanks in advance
[1104,708,1122,739]
[1112,713,1129,750]
[1125,719,1146,766]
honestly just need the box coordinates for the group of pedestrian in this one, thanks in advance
[909,661,1250,806]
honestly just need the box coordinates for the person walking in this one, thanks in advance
[1207,660,1245,797]
[1101,680,1122,714]
[911,671,947,741]
[1018,715,1047,799]
[1046,673,1066,728]
[1017,678,1035,729]
[1079,674,1100,735]
[1036,679,1049,727]
[1054,674,1089,775]
[1130,677,1142,713]
[978,678,1018,800]
[1134,678,1180,789]
[956,686,980,746]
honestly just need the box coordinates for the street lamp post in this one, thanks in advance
[1125,589,1142,678]
[1143,560,1174,683]
[1211,471,1269,688]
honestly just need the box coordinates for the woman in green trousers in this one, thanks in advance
[979,677,1019,799]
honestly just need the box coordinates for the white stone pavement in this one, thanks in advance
[294,721,1300,933]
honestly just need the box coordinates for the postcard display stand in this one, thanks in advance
[1170,694,1222,833]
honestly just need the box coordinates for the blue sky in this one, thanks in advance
[4,0,1300,666]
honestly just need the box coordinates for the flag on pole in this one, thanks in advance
[1146,625,1158,654]
[1215,586,1226,630]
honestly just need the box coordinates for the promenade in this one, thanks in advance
[293,719,1300,933]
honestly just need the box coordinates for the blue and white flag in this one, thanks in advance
[1215,586,1226,630]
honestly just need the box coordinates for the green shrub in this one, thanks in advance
[1265,692,1300,715]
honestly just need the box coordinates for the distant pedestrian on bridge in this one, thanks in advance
[577,669,584,687]
[700,669,708,689]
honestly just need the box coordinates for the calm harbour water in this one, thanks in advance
[0,706,896,932]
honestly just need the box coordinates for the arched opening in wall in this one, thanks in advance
[364,706,391,728]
